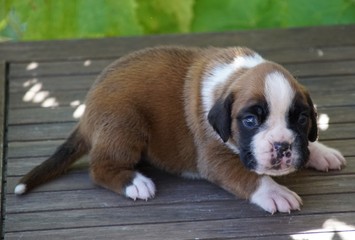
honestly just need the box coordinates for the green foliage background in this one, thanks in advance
[1,0,355,41]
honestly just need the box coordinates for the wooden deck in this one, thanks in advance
[1,25,355,239]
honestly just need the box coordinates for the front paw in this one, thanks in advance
[250,176,302,214]
[307,141,346,172]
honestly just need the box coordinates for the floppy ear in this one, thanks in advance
[207,94,233,142]
[306,94,318,142]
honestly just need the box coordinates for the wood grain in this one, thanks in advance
[0,62,7,238]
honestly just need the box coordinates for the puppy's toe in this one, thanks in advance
[307,142,346,172]
[125,172,156,201]
[250,176,302,214]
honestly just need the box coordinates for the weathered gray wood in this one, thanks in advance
[7,169,355,195]
[8,107,78,125]
[237,231,355,240]
[9,59,110,79]
[263,46,355,63]
[6,156,88,176]
[9,57,355,80]
[9,91,87,109]
[317,106,355,124]
[6,175,233,213]
[8,105,355,125]
[6,153,355,178]
[7,140,62,158]
[6,121,355,144]
[0,62,6,238]
[4,212,355,240]
[9,87,355,109]
[9,75,95,93]
[11,46,355,79]
[1,25,355,62]
[5,192,355,233]
[301,75,355,92]
[8,122,76,142]
[285,60,355,77]
[7,138,355,159]
[9,73,355,95]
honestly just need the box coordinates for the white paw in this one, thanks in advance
[125,172,156,201]
[307,141,346,172]
[250,176,302,214]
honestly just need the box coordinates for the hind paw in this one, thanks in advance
[125,173,156,201]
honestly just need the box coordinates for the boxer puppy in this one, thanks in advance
[15,46,346,213]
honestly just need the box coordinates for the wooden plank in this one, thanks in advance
[8,107,78,125]
[6,156,88,177]
[9,59,110,79]
[0,61,7,238]
[8,57,355,79]
[263,46,355,63]
[6,169,355,196]
[10,45,355,75]
[4,212,355,240]
[1,25,355,62]
[285,60,355,77]
[8,99,355,125]
[9,74,355,95]
[311,92,355,107]
[9,91,87,109]
[6,137,355,159]
[6,154,355,178]
[8,87,355,109]
[5,192,355,233]
[6,121,355,143]
[317,106,355,124]
[7,140,62,158]
[238,231,355,240]
[7,122,76,142]
[7,157,355,199]
[9,75,94,94]
[7,172,93,194]
[300,75,355,92]
[7,105,355,126]
[6,174,233,213]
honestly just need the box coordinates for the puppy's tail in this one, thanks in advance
[14,127,88,195]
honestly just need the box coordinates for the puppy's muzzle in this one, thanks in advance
[271,141,292,170]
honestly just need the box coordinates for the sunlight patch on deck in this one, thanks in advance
[291,218,355,240]
[83,60,92,67]
[26,62,39,71]
[71,100,86,119]
[318,113,330,131]
[22,79,59,107]
[22,82,43,102]
[41,97,59,107]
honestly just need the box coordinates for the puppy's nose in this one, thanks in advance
[274,142,291,157]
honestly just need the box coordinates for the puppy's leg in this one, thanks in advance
[200,147,302,213]
[90,143,155,200]
[89,116,155,200]
[250,176,302,214]
[306,141,346,172]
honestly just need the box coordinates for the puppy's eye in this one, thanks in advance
[242,115,259,129]
[298,113,309,126]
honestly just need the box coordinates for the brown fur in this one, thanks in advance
[16,46,312,201]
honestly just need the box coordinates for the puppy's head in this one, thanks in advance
[208,62,318,176]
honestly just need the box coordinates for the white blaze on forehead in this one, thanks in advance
[264,71,295,126]
[201,53,265,114]
[250,72,297,174]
